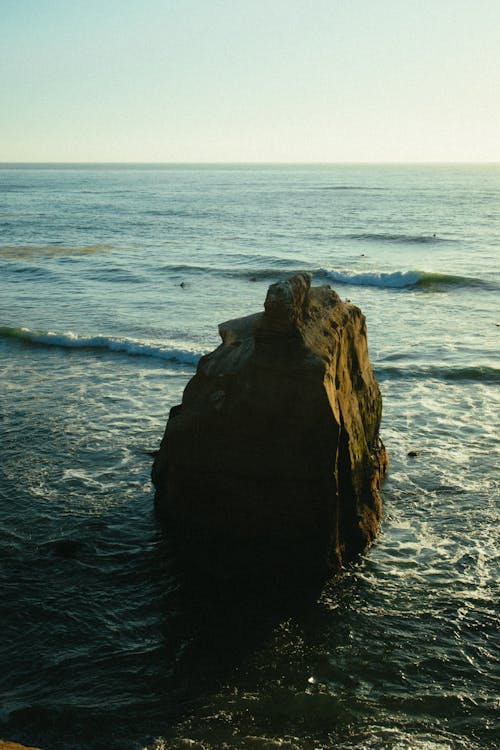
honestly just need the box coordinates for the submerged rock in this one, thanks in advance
[152,273,387,580]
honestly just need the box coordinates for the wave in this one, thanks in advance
[160,264,306,285]
[0,326,203,365]
[376,364,500,383]
[160,263,222,276]
[158,262,497,292]
[346,232,451,244]
[82,266,145,283]
[6,327,494,383]
[161,254,293,278]
[321,269,498,291]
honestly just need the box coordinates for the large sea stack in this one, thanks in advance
[152,273,387,581]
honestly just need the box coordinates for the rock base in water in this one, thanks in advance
[153,273,387,579]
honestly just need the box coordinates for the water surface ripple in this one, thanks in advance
[0,164,498,750]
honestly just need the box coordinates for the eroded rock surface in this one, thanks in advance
[153,273,387,579]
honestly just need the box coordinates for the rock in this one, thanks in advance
[152,273,387,579]
[0,741,43,750]
[407,450,420,457]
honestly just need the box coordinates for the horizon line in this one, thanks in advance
[1,160,500,167]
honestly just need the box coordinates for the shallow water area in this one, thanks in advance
[0,164,499,750]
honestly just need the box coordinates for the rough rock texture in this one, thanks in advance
[153,273,387,578]
[0,742,43,750]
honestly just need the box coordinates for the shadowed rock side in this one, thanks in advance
[152,273,388,580]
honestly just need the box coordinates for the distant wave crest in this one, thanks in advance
[346,232,450,244]
[0,326,202,365]
[376,364,500,383]
[322,269,497,291]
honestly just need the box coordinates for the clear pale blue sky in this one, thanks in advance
[1,0,499,162]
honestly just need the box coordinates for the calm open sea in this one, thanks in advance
[0,164,499,750]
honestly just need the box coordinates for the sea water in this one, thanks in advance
[0,164,498,750]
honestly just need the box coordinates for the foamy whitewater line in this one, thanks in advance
[0,326,203,366]
[323,268,425,289]
[321,268,497,291]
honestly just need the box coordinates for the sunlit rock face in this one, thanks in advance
[152,273,387,580]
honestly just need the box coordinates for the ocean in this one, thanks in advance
[0,163,498,750]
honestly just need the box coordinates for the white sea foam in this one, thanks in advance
[320,267,495,290]
[0,326,203,366]
[319,267,500,291]
[324,268,423,288]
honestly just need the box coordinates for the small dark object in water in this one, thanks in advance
[407,450,420,457]
[180,281,186,288]
[250,277,257,282]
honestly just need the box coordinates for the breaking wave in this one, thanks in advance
[321,268,498,291]
[0,326,203,366]
[159,263,497,292]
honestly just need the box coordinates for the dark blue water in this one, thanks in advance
[1,164,499,750]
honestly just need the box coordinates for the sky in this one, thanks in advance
[1,0,499,163]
